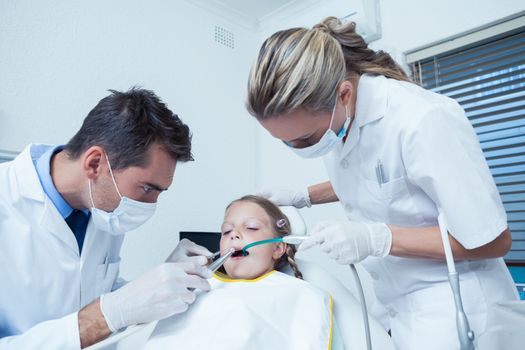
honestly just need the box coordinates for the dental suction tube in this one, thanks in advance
[350,264,372,350]
[437,213,475,350]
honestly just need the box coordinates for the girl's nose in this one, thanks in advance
[230,230,242,240]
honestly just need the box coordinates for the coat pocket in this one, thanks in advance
[95,257,121,296]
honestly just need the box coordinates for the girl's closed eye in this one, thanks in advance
[245,219,262,231]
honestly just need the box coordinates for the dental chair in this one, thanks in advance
[86,207,395,350]
[281,207,395,350]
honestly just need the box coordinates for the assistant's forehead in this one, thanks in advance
[258,109,328,141]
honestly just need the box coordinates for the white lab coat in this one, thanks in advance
[323,74,519,349]
[0,144,124,350]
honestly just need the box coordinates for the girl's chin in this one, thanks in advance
[226,266,269,280]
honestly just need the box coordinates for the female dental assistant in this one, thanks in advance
[246,17,518,350]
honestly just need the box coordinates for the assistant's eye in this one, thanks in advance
[284,138,313,149]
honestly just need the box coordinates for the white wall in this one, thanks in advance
[0,0,260,279]
[373,0,525,56]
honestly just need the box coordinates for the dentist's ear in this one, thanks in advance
[83,146,107,180]
[272,242,287,260]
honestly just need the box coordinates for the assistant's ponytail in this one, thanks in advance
[313,16,409,82]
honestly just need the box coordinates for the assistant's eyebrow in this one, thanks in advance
[288,131,316,143]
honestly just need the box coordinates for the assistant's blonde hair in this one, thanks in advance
[247,16,410,120]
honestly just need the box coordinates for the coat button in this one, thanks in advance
[341,159,349,168]
[388,308,397,317]
[369,271,379,280]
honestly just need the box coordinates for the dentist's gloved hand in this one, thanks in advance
[257,188,312,208]
[166,238,213,265]
[298,221,392,264]
[99,262,213,332]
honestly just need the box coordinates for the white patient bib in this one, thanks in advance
[144,270,333,350]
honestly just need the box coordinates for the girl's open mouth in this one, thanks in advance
[231,250,249,259]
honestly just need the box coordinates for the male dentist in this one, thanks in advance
[0,88,213,349]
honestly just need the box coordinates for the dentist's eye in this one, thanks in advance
[142,185,154,194]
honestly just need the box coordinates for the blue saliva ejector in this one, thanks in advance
[240,235,308,256]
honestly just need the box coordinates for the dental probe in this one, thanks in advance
[207,248,235,272]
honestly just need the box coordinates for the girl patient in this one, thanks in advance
[144,195,335,350]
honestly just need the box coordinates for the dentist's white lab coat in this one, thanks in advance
[323,74,519,349]
[0,144,124,350]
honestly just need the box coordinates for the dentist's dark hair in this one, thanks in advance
[64,87,193,169]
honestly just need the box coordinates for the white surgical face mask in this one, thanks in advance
[89,154,157,235]
[286,96,351,159]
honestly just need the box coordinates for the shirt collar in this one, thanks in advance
[34,145,89,218]
[354,74,388,127]
[332,74,389,160]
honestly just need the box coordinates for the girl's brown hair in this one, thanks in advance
[226,195,303,279]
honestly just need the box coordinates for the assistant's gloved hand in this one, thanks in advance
[298,221,392,264]
[165,238,213,265]
[257,188,312,208]
[99,262,213,332]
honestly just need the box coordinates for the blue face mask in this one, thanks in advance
[286,97,351,159]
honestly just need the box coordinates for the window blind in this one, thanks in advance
[411,27,525,261]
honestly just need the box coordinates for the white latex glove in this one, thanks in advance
[298,221,392,264]
[100,261,213,332]
[165,238,213,265]
[257,188,311,208]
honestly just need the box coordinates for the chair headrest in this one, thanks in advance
[279,206,306,236]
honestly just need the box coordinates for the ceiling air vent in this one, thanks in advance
[214,25,235,49]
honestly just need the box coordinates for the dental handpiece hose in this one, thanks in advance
[350,264,372,350]
[437,213,475,350]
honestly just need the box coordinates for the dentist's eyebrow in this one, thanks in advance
[143,182,168,192]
